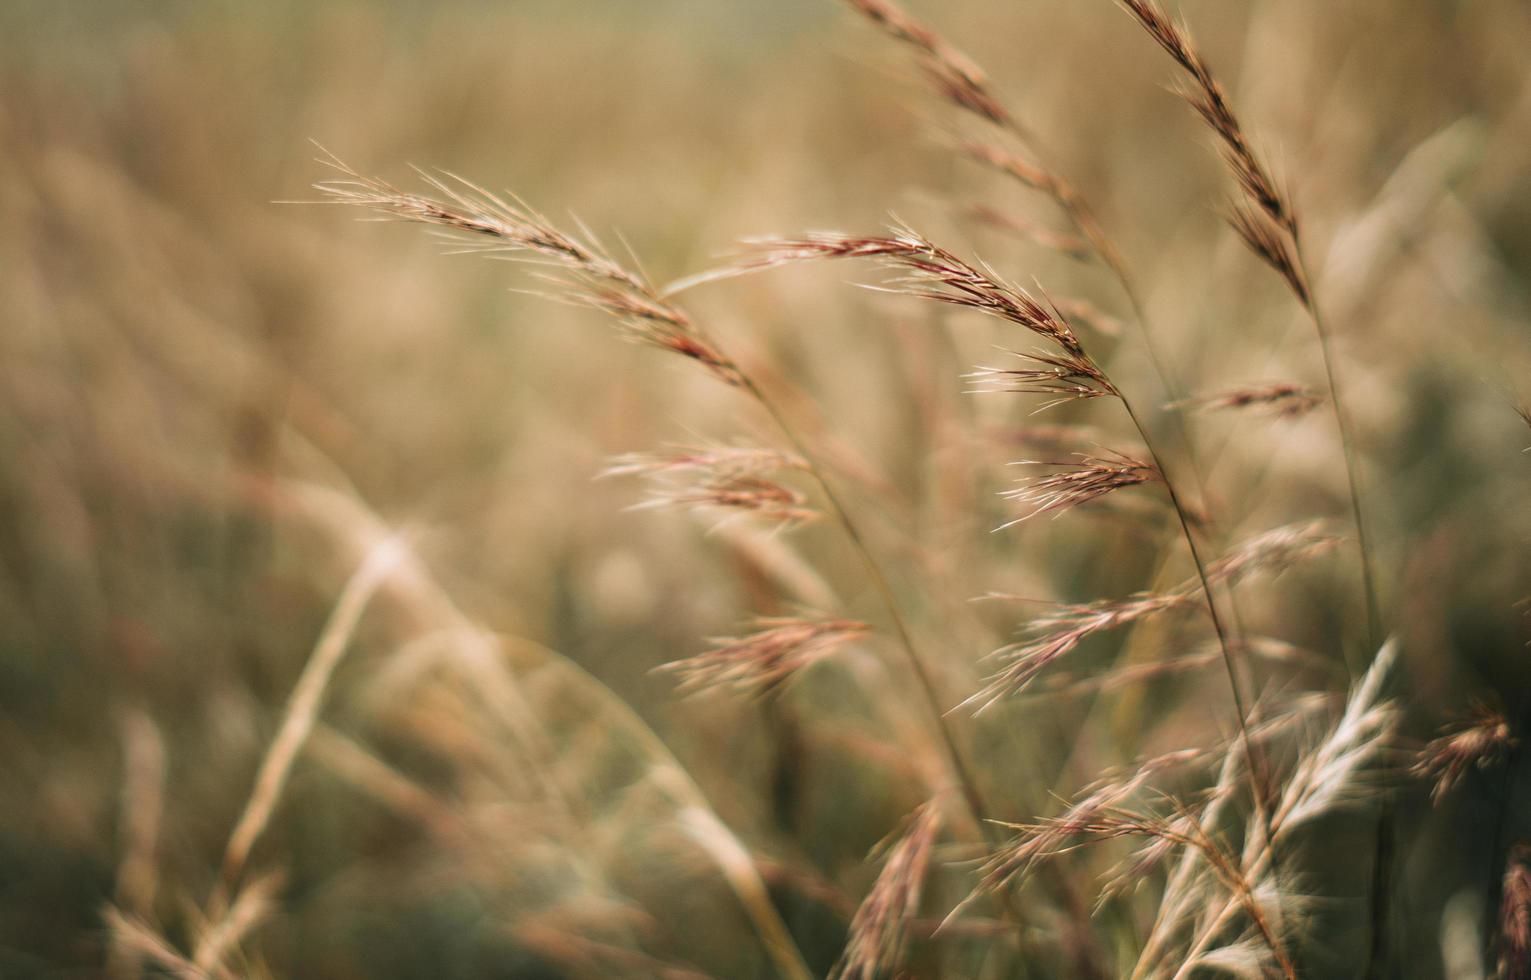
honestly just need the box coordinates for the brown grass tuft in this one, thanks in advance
[832,799,943,980]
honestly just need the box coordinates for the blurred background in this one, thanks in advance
[2,0,1530,976]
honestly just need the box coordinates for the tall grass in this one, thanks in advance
[2,0,1530,977]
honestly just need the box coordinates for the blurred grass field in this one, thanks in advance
[3,1,1531,976]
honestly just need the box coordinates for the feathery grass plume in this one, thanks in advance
[1270,640,1400,839]
[659,617,872,697]
[831,799,943,980]
[1169,382,1324,419]
[959,138,1062,195]
[313,154,742,386]
[1001,805,1298,978]
[1132,734,1253,977]
[968,590,1191,711]
[1000,449,1159,525]
[1411,703,1515,803]
[1518,402,1531,452]
[1156,644,1401,977]
[1501,846,1531,980]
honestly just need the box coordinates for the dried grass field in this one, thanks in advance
[3,0,1531,977]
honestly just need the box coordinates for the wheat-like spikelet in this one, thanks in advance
[831,799,943,980]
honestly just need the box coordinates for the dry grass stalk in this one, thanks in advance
[660,617,872,697]
[513,924,712,980]
[1169,382,1324,419]
[832,799,943,980]
[314,154,742,386]
[1411,703,1515,803]
[1501,846,1531,980]
[218,536,404,891]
